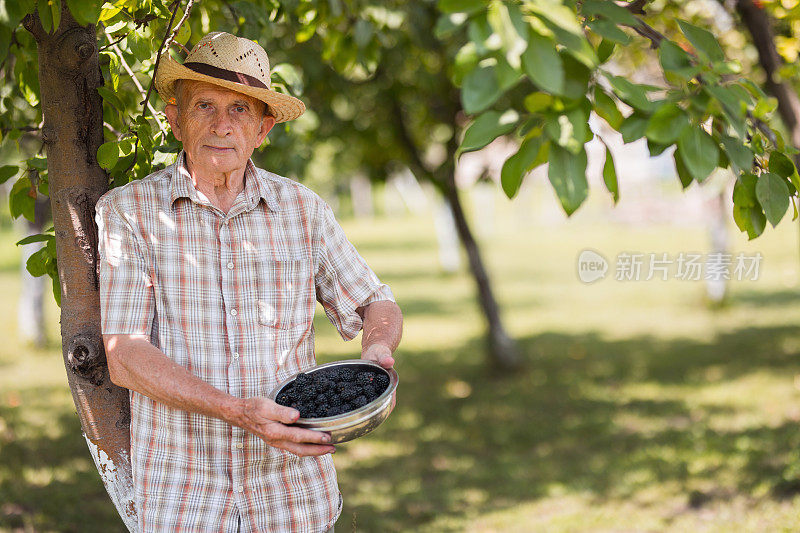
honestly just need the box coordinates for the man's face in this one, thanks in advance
[164,80,275,179]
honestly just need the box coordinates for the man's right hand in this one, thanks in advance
[238,397,336,457]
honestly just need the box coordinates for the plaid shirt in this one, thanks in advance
[96,152,394,532]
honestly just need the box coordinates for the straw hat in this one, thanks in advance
[155,32,305,123]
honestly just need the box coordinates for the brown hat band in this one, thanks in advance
[183,62,269,90]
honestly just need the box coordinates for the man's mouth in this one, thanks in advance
[205,145,234,152]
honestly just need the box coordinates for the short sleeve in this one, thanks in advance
[96,197,155,336]
[314,202,394,341]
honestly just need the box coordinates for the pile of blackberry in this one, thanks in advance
[276,365,391,419]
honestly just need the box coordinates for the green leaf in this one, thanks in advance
[501,135,544,198]
[438,0,487,15]
[605,74,655,112]
[674,150,694,189]
[16,234,53,246]
[544,107,590,154]
[581,0,638,26]
[676,126,719,182]
[733,203,766,239]
[0,165,18,185]
[524,92,552,113]
[560,53,591,100]
[593,87,622,129]
[659,40,697,79]
[597,39,615,63]
[587,19,630,45]
[6,0,36,24]
[529,0,597,68]
[129,29,152,62]
[97,85,126,111]
[458,110,519,157]
[99,3,123,21]
[26,248,49,277]
[98,141,120,170]
[0,25,11,65]
[721,135,753,174]
[52,274,61,307]
[645,103,689,145]
[100,51,120,91]
[9,177,36,222]
[677,19,725,64]
[602,145,619,203]
[755,172,790,227]
[733,172,757,208]
[619,113,649,144]
[548,144,588,215]
[461,62,503,114]
[521,32,564,95]
[66,0,102,26]
[38,0,61,34]
[768,151,799,185]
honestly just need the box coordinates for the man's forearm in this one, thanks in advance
[360,300,403,353]
[103,334,244,426]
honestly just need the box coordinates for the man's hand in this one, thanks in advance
[238,397,335,457]
[362,343,395,369]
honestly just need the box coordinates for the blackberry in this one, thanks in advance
[353,395,368,408]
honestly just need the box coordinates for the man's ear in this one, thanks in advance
[164,104,182,141]
[256,115,276,147]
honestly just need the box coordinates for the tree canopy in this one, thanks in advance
[0,1,797,301]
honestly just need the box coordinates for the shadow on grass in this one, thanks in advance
[334,326,800,532]
[5,326,800,532]
[0,387,123,533]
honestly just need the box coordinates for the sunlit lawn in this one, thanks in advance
[2,183,800,532]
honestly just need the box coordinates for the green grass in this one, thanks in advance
[3,189,800,532]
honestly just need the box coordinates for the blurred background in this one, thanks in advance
[3,0,800,531]
[3,155,800,531]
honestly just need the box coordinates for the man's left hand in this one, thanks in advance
[362,343,394,369]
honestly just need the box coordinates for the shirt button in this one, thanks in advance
[227,261,234,270]
[230,308,238,317]
[235,442,244,449]
[236,485,244,493]
[233,352,239,360]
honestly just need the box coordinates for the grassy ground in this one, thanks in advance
[2,187,800,532]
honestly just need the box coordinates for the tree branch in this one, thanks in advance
[103,28,169,136]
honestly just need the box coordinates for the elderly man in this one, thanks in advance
[96,32,402,532]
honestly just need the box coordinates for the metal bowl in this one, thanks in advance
[268,359,398,444]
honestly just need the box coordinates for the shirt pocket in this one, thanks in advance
[256,256,313,330]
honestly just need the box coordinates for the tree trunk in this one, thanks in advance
[389,99,521,369]
[442,174,522,370]
[24,6,136,529]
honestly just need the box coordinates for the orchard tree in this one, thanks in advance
[0,0,798,527]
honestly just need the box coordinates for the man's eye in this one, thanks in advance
[235,106,246,113]
[197,103,210,110]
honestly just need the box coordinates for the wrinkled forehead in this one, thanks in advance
[175,79,263,108]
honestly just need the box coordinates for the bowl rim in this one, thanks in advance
[268,359,399,424]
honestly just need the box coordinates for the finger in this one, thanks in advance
[378,355,395,368]
[276,441,336,457]
[264,401,300,424]
[265,424,332,445]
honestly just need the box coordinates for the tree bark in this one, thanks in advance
[441,173,522,370]
[24,6,136,529]
[389,100,521,370]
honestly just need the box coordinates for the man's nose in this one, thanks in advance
[210,109,233,136]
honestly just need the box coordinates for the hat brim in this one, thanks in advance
[155,54,306,123]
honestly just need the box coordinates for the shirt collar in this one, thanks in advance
[169,151,279,212]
